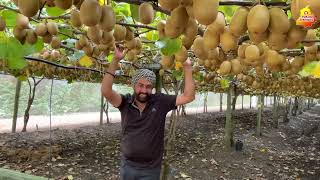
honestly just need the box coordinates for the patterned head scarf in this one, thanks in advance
[131,69,156,87]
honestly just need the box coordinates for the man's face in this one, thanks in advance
[133,78,153,103]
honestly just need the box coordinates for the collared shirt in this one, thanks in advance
[117,93,177,169]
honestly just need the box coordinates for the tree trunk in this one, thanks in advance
[283,97,289,123]
[241,94,244,110]
[220,93,223,112]
[100,93,104,126]
[203,92,208,113]
[103,101,110,123]
[12,79,22,133]
[256,94,264,136]
[249,95,252,109]
[224,86,234,149]
[22,78,43,132]
[292,97,298,116]
[155,70,162,93]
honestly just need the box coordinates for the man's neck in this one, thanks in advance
[134,99,147,112]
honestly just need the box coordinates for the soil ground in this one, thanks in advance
[0,105,319,180]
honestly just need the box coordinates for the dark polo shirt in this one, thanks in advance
[117,93,177,169]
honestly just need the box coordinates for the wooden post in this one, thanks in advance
[12,79,22,133]
[272,94,278,128]
[256,94,264,136]
[249,95,252,109]
[224,86,234,148]
[100,93,104,125]
[241,94,244,110]
[220,93,223,112]
[155,70,162,93]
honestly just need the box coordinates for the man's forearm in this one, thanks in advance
[101,60,118,96]
[183,67,195,99]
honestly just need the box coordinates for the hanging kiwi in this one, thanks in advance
[170,6,189,29]
[47,22,58,35]
[87,25,102,44]
[219,60,232,75]
[25,29,38,44]
[193,0,219,25]
[203,26,220,50]
[54,0,73,10]
[268,8,290,33]
[35,23,47,36]
[245,45,260,62]
[158,0,179,11]
[139,2,154,24]
[247,5,270,34]
[157,20,166,39]
[51,36,61,49]
[83,44,93,56]
[230,7,249,37]
[99,5,116,31]
[80,0,102,27]
[71,9,82,28]
[207,12,226,35]
[220,26,238,52]
[184,18,198,39]
[113,24,126,41]
[42,33,53,43]
[16,13,29,29]
[125,38,137,49]
[18,0,39,17]
[164,17,184,38]
[174,46,188,62]
[303,30,317,47]
[192,36,208,60]
[13,26,27,43]
[310,0,320,18]
[160,55,175,70]
[101,31,114,45]
[125,27,134,41]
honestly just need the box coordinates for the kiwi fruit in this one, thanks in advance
[192,36,208,59]
[207,12,226,35]
[203,26,220,50]
[164,17,184,38]
[157,20,166,39]
[80,0,102,27]
[268,8,290,33]
[310,0,320,18]
[75,40,83,50]
[139,2,154,24]
[160,55,175,69]
[231,58,242,75]
[51,36,61,49]
[184,18,198,38]
[174,46,188,62]
[35,23,47,36]
[113,24,126,41]
[83,44,93,56]
[18,0,39,17]
[71,9,82,28]
[13,26,27,42]
[125,38,137,49]
[266,50,283,66]
[159,0,179,11]
[220,27,238,52]
[99,5,116,31]
[170,6,189,29]
[237,44,249,58]
[87,25,102,44]
[25,29,38,44]
[125,28,134,41]
[219,60,232,75]
[268,32,287,51]
[247,5,270,34]
[193,0,219,25]
[230,7,249,37]
[303,30,317,47]
[54,0,73,10]
[126,50,137,62]
[182,35,194,50]
[245,45,260,61]
[100,31,113,44]
[47,22,58,35]
[16,13,29,29]
[249,31,268,44]
[0,16,6,31]
[42,33,53,43]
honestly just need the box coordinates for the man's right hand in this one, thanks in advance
[113,46,127,62]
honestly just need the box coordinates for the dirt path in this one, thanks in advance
[0,105,319,180]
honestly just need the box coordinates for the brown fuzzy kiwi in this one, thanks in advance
[80,0,102,27]
[54,0,73,10]
[99,5,116,31]
[139,2,154,24]
[51,36,61,49]
[71,9,82,28]
[47,22,58,35]
[35,23,47,36]
[16,13,29,29]
[157,20,166,39]
[193,0,219,25]
[25,29,38,44]
[113,24,126,41]
[159,0,179,11]
[87,25,102,44]
[18,0,39,17]
[13,26,27,42]
[42,33,53,43]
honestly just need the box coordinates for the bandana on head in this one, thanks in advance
[131,69,156,86]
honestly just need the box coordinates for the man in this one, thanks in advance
[101,47,195,180]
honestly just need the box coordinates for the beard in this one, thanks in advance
[134,92,151,103]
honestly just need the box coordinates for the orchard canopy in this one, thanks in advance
[0,0,320,98]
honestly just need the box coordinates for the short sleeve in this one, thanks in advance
[159,94,177,112]
[115,94,128,110]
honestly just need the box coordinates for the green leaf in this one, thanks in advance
[1,10,17,27]
[156,38,182,56]
[0,42,8,59]
[193,72,204,82]
[298,69,310,77]
[17,75,28,81]
[45,6,65,17]
[172,70,183,81]
[130,4,139,22]
[107,54,114,63]
[33,38,44,52]
[59,27,73,40]
[7,54,27,69]
[220,78,230,89]
[302,61,318,73]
